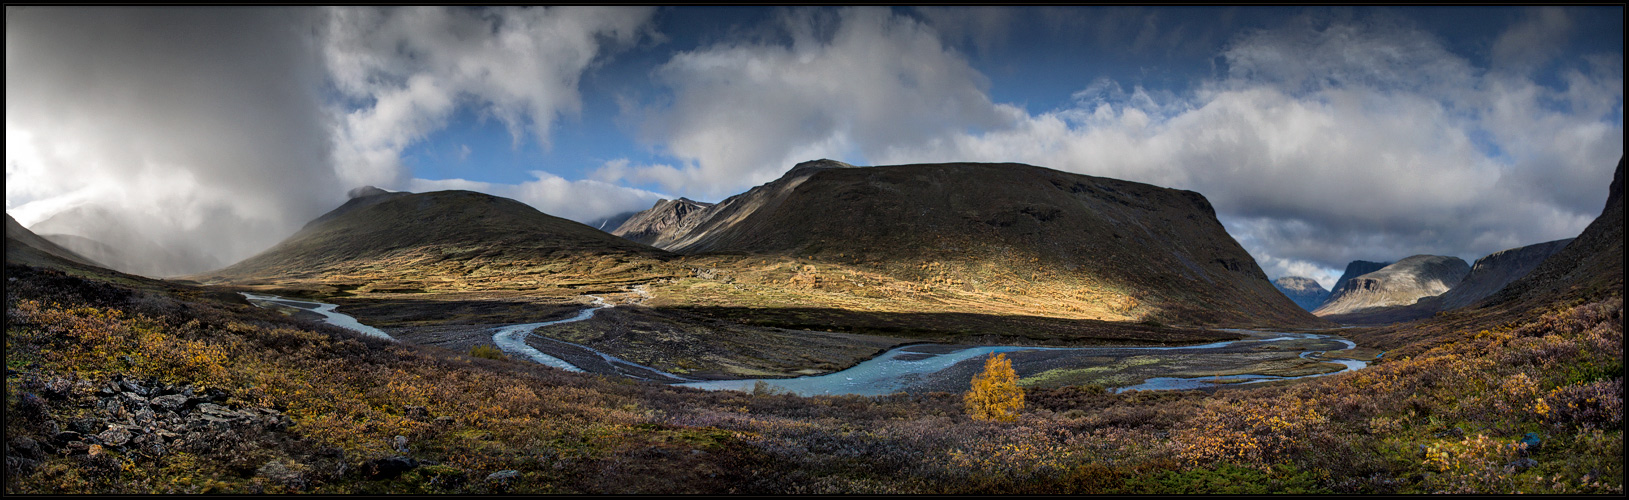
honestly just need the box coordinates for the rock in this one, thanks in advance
[393,435,410,454]
[52,431,84,445]
[15,392,47,417]
[134,408,158,426]
[69,417,105,435]
[1508,457,1538,472]
[258,459,306,487]
[362,456,420,480]
[486,469,520,482]
[61,441,89,455]
[40,376,74,400]
[9,437,43,460]
[119,378,150,396]
[150,394,189,412]
[96,427,132,447]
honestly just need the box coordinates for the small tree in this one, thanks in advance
[964,352,1024,421]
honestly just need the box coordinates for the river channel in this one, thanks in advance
[243,292,1372,396]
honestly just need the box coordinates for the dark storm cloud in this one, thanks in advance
[7,7,339,276]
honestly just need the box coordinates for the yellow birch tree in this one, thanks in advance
[964,352,1024,421]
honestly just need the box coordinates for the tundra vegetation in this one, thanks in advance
[4,262,1621,494]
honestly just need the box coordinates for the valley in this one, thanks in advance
[6,157,1621,494]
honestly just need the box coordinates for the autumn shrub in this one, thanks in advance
[963,353,1024,422]
[469,344,508,361]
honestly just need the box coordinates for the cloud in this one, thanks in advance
[323,6,657,189]
[616,7,1023,198]
[6,7,337,276]
[868,10,1621,283]
[6,7,663,275]
[406,171,664,224]
[1491,7,1573,75]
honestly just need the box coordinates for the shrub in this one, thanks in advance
[964,353,1024,422]
[469,344,508,361]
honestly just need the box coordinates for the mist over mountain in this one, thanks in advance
[6,214,100,270]
[28,206,225,278]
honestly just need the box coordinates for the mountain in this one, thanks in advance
[27,205,223,277]
[194,189,673,291]
[1272,276,1331,311]
[1311,239,1574,324]
[611,197,716,245]
[1327,260,1391,302]
[1313,255,1470,317]
[6,214,101,269]
[1437,238,1573,310]
[620,159,1323,328]
[1485,157,1624,307]
[588,210,641,233]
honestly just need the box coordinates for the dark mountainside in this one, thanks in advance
[1326,260,1391,304]
[1344,155,1622,354]
[1272,276,1331,311]
[28,205,224,277]
[1438,238,1574,310]
[1314,239,1573,325]
[6,214,102,270]
[611,197,717,246]
[193,189,673,289]
[1484,156,1624,308]
[618,160,1324,328]
[1313,255,1470,319]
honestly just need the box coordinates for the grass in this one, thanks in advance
[5,261,1621,494]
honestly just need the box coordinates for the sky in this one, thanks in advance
[6,6,1624,285]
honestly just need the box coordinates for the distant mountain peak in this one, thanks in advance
[1273,276,1331,312]
[348,186,395,199]
[1314,254,1470,317]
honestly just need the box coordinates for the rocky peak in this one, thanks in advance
[1314,255,1470,317]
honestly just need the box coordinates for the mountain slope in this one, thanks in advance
[1327,260,1391,303]
[625,160,1324,328]
[194,189,675,292]
[1486,156,1624,307]
[28,205,224,277]
[612,197,716,246]
[7,214,102,269]
[1273,276,1331,311]
[1313,255,1469,317]
[1438,238,1573,310]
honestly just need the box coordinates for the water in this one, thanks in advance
[680,331,1369,396]
[242,292,1371,396]
[241,292,395,341]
